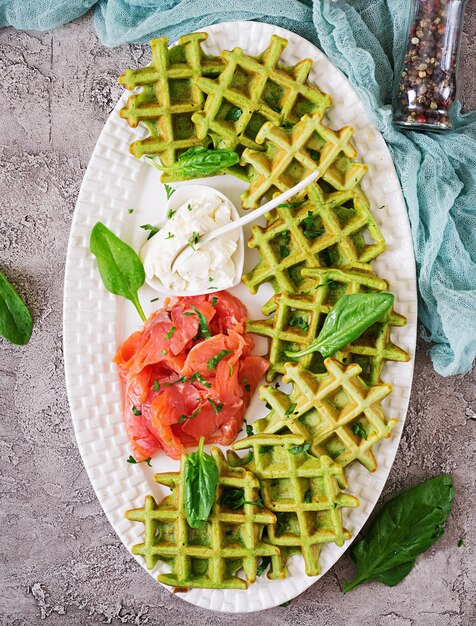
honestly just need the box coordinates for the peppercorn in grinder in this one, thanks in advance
[393,0,468,131]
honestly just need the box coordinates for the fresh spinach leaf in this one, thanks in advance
[285,292,394,359]
[184,437,219,528]
[342,474,455,592]
[0,271,32,345]
[147,147,240,179]
[90,222,146,322]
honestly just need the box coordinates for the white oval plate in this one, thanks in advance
[63,21,417,613]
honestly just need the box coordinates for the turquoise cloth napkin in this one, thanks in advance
[2,0,475,376]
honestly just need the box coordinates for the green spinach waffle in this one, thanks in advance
[192,35,332,155]
[240,111,367,209]
[126,448,278,589]
[118,33,225,169]
[246,268,409,382]
[254,359,396,486]
[242,182,386,314]
[229,433,359,578]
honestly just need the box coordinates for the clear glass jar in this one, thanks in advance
[393,0,468,131]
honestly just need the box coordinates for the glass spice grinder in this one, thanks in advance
[393,0,468,131]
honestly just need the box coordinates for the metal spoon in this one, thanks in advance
[170,169,320,274]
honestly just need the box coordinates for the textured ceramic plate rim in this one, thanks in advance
[63,20,417,613]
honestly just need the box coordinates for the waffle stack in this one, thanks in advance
[121,32,411,589]
[126,448,278,589]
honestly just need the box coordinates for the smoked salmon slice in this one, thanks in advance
[114,291,268,460]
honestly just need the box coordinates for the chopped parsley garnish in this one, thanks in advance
[140,223,159,240]
[187,204,192,211]
[245,384,251,392]
[127,455,152,467]
[190,371,211,388]
[183,312,194,316]
[275,382,280,389]
[208,398,224,415]
[225,105,243,122]
[167,208,176,219]
[164,183,175,200]
[302,211,322,239]
[229,362,233,377]
[152,380,160,392]
[257,557,271,577]
[458,538,465,547]
[211,296,218,307]
[190,305,211,339]
[289,441,311,454]
[128,208,134,214]
[245,422,254,437]
[165,232,174,239]
[285,402,297,416]
[275,512,287,536]
[304,490,312,503]
[309,149,320,161]
[150,297,159,303]
[165,376,187,386]
[378,205,385,210]
[207,349,233,371]
[160,349,167,355]
[178,405,202,424]
[166,326,176,340]
[288,314,309,332]
[276,201,305,209]
[265,402,272,410]
[352,422,368,440]
[280,600,293,607]
[209,276,214,282]
[218,488,263,510]
[131,405,142,416]
[279,231,291,258]
[189,231,201,250]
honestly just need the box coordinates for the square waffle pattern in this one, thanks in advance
[246,268,408,382]
[242,182,386,312]
[240,111,367,209]
[231,434,359,578]
[192,35,332,154]
[254,359,397,484]
[118,33,224,165]
[126,448,278,590]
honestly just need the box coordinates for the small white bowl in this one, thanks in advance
[142,184,244,297]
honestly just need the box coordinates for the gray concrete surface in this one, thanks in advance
[1,7,475,625]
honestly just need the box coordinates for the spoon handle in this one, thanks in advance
[200,169,320,246]
[171,169,320,272]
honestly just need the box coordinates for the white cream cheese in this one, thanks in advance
[140,191,239,293]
